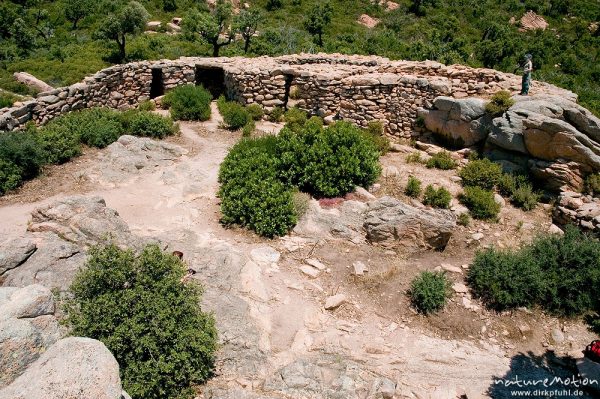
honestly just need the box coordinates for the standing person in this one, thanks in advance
[520,54,533,95]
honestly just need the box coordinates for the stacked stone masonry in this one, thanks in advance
[0,53,574,139]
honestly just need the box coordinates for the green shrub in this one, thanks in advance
[64,244,217,399]
[426,151,457,170]
[266,0,283,10]
[36,124,81,164]
[269,106,284,122]
[406,152,424,164]
[468,226,600,318]
[585,173,600,196]
[423,185,452,209]
[137,100,155,111]
[0,159,22,194]
[409,271,451,314]
[52,108,124,148]
[218,136,297,237]
[459,159,503,190]
[122,110,177,139]
[284,107,308,132]
[218,96,252,130]
[242,120,255,137]
[0,92,18,108]
[460,186,500,220]
[510,183,539,211]
[246,103,264,121]
[0,131,45,180]
[405,175,422,198]
[163,85,212,121]
[363,121,390,155]
[292,190,311,218]
[485,90,515,116]
[276,121,381,198]
[457,212,471,226]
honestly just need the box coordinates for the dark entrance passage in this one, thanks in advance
[150,68,164,99]
[195,66,225,98]
[282,74,293,111]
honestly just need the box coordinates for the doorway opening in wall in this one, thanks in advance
[282,74,294,111]
[150,68,164,99]
[195,66,225,98]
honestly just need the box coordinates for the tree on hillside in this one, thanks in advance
[234,8,260,53]
[95,1,149,61]
[64,0,95,29]
[182,0,234,57]
[304,2,333,47]
[410,0,437,16]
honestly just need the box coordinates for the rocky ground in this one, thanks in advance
[0,108,598,399]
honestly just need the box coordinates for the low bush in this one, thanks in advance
[242,119,255,137]
[122,111,177,139]
[423,185,452,209]
[246,104,264,121]
[0,92,18,108]
[363,121,390,155]
[457,212,471,226]
[218,96,252,130]
[468,226,600,319]
[485,90,515,116]
[137,100,155,111]
[269,106,284,122]
[409,271,451,314]
[497,173,527,197]
[276,121,381,198]
[585,173,600,196]
[284,107,308,132]
[0,159,22,194]
[405,176,422,198]
[57,108,125,148]
[510,183,539,211]
[163,85,212,121]
[406,152,424,164]
[36,124,81,164]
[426,151,457,170]
[0,131,45,180]
[292,190,311,218]
[459,158,503,190]
[64,244,218,399]
[460,186,500,220]
[218,136,297,237]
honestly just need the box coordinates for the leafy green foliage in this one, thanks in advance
[69,108,124,148]
[304,2,333,46]
[122,111,177,139]
[457,212,471,226]
[36,123,82,164]
[218,136,297,237]
[406,152,424,164]
[363,121,390,155]
[485,90,515,116]
[64,0,95,29]
[137,100,156,111]
[410,271,451,314]
[276,121,381,197]
[242,119,255,137]
[182,1,233,56]
[0,159,23,195]
[585,173,600,196]
[459,158,503,190]
[246,103,264,121]
[64,244,217,399]
[266,0,283,11]
[163,85,212,121]
[426,151,457,170]
[292,190,311,218]
[468,226,600,320]
[234,8,261,53]
[269,106,284,122]
[217,96,252,130]
[0,92,19,108]
[510,183,539,211]
[405,175,422,198]
[423,184,452,209]
[95,1,149,60]
[0,131,45,180]
[283,107,308,132]
[460,186,500,220]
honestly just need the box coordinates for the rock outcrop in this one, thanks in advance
[1,196,149,290]
[12,72,53,93]
[364,196,456,250]
[0,285,60,388]
[421,94,600,191]
[553,191,600,233]
[0,337,123,399]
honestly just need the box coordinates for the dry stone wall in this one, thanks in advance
[0,53,575,139]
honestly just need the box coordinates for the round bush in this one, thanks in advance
[460,186,500,220]
[164,85,212,121]
[510,183,539,211]
[218,136,297,237]
[423,185,452,209]
[0,131,45,180]
[405,175,422,198]
[485,90,515,116]
[64,244,218,399]
[64,108,124,148]
[221,102,252,130]
[276,121,381,198]
[410,271,451,314]
[246,104,264,121]
[123,110,176,138]
[459,158,503,190]
[36,124,81,164]
[284,107,308,132]
[0,159,23,194]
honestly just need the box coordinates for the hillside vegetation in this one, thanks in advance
[1,0,599,115]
